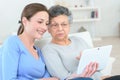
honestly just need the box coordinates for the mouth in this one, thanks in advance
[56,33,64,37]
[37,29,46,35]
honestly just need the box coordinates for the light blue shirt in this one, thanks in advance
[1,35,50,80]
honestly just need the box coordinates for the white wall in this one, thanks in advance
[0,0,54,42]
[0,0,120,42]
[67,0,120,37]
[94,0,120,37]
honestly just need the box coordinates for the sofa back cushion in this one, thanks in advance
[34,31,93,49]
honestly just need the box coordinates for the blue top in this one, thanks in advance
[1,35,50,80]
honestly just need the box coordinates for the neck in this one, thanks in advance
[18,33,39,59]
[18,33,34,49]
[52,38,71,46]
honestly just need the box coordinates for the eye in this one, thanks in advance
[61,23,67,26]
[51,24,57,27]
[38,21,42,24]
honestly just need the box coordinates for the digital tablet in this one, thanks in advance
[77,45,112,74]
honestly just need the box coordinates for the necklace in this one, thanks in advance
[31,49,39,59]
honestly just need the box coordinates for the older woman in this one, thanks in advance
[42,5,101,80]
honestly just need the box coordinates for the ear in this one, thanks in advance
[22,17,28,26]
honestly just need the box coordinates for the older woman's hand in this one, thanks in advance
[76,51,82,60]
[80,62,98,77]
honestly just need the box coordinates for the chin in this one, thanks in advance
[57,37,65,40]
[36,35,42,39]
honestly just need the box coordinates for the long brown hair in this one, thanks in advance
[17,3,49,35]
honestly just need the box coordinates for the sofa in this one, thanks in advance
[34,31,115,76]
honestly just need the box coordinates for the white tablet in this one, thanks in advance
[77,45,112,74]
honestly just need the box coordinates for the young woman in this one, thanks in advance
[1,3,58,80]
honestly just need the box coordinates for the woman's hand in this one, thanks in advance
[40,77,59,80]
[80,62,98,77]
[76,51,82,60]
[66,62,98,79]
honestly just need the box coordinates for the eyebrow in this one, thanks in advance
[38,18,49,22]
[37,18,44,21]
[51,21,68,24]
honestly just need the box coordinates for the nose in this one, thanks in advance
[42,23,48,31]
[58,25,63,31]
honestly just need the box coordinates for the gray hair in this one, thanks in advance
[49,5,73,23]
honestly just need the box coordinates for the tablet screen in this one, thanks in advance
[77,45,112,74]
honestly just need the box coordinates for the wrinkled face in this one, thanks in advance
[48,15,70,41]
[22,11,49,39]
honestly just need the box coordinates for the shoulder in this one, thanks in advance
[3,35,18,44]
[2,35,20,49]
[70,36,86,43]
[42,42,56,50]
[1,35,22,56]
[41,43,59,54]
[7,35,17,40]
